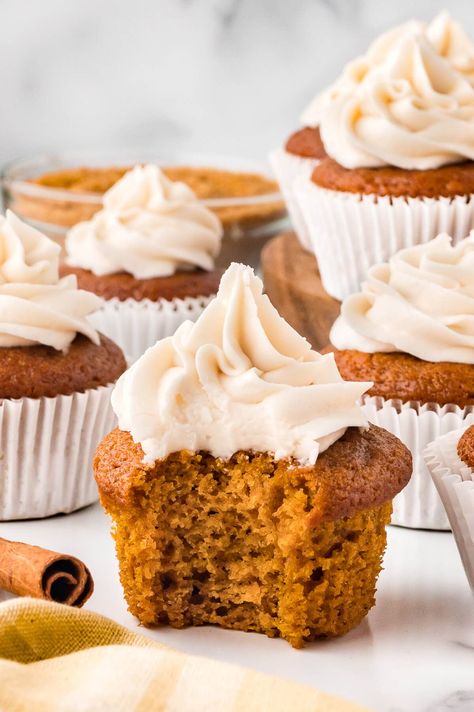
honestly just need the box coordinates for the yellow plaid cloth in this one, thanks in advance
[0,598,371,712]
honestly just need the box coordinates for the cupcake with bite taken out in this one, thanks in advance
[0,210,126,520]
[61,164,224,361]
[293,13,474,300]
[94,262,411,648]
[328,234,474,529]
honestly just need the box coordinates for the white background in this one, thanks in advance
[1,0,474,166]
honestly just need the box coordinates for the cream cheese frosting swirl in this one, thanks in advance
[65,164,223,279]
[301,18,424,127]
[319,33,474,169]
[301,13,474,128]
[427,12,474,86]
[112,263,371,465]
[330,234,474,364]
[0,211,101,351]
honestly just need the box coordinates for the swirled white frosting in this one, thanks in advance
[65,164,223,279]
[427,12,474,86]
[330,234,474,364]
[0,211,102,351]
[301,18,424,127]
[112,263,371,464]
[319,33,474,170]
[302,13,474,169]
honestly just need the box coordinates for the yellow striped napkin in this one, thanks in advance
[0,598,371,712]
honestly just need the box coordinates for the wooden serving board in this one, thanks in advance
[261,232,341,351]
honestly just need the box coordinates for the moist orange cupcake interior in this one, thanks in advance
[95,425,411,648]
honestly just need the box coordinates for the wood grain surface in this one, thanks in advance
[261,232,340,351]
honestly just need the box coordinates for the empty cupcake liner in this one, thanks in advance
[269,149,319,251]
[362,396,474,530]
[424,428,474,590]
[293,180,474,300]
[0,384,116,520]
[89,295,213,363]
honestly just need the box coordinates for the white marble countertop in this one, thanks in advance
[0,504,473,711]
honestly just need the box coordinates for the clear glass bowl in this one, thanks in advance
[1,151,288,269]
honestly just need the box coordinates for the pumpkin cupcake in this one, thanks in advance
[94,262,411,648]
[329,235,474,529]
[61,164,224,361]
[294,14,474,300]
[0,210,126,520]
[425,425,474,590]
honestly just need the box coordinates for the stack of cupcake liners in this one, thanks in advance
[89,294,213,363]
[268,148,319,251]
[293,179,474,300]
[362,397,474,530]
[0,384,116,520]
[424,428,474,590]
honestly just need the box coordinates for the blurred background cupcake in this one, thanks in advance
[60,164,224,361]
[293,13,474,300]
[328,234,474,529]
[3,154,286,271]
[0,211,126,520]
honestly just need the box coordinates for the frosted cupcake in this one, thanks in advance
[294,14,474,300]
[328,235,474,529]
[0,210,126,520]
[94,262,411,647]
[425,425,474,590]
[61,164,223,361]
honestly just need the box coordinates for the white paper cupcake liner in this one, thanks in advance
[89,295,213,363]
[424,428,474,590]
[0,384,116,520]
[269,148,319,251]
[293,179,474,300]
[363,396,474,530]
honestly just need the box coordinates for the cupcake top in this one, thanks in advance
[330,234,474,364]
[65,164,223,279]
[0,211,101,351]
[302,13,474,170]
[457,424,474,468]
[112,263,371,465]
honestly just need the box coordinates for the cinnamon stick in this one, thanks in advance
[0,537,93,607]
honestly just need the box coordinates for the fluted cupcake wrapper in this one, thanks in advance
[293,179,474,300]
[362,396,474,530]
[269,149,319,251]
[0,384,116,521]
[89,295,214,363]
[424,428,474,590]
